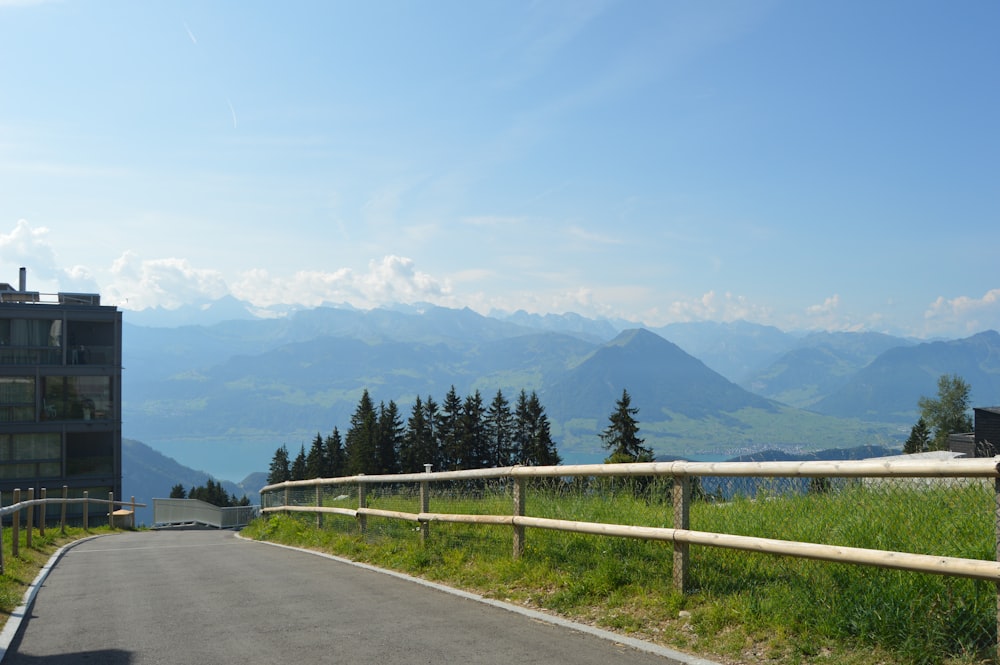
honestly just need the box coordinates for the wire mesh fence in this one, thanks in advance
[260,460,1000,662]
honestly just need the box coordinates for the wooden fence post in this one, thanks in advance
[420,464,431,545]
[130,496,136,529]
[39,488,46,537]
[512,476,525,559]
[0,492,5,574]
[83,491,89,531]
[358,478,367,535]
[108,492,114,529]
[994,476,999,663]
[12,489,20,558]
[60,486,67,534]
[673,475,691,593]
[315,485,323,529]
[25,488,33,549]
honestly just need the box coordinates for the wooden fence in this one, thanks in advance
[261,458,1000,655]
[0,487,146,574]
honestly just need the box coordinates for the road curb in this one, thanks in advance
[0,534,106,663]
[237,533,722,665]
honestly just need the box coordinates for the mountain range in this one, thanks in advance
[120,300,1000,479]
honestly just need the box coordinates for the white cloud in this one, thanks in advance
[230,256,453,310]
[924,289,1000,336]
[0,219,62,287]
[653,290,769,325]
[106,252,229,310]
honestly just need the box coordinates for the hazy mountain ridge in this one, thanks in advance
[811,330,1000,423]
[119,300,1000,478]
[742,331,915,408]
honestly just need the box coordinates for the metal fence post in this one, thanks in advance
[12,489,20,558]
[60,486,68,534]
[39,488,46,537]
[108,492,114,528]
[512,476,525,560]
[358,478,367,535]
[130,496,136,529]
[25,488,33,549]
[83,491,89,531]
[419,464,431,545]
[673,475,691,593]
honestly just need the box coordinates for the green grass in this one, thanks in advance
[0,524,121,629]
[246,482,997,665]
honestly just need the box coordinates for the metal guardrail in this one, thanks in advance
[153,499,259,529]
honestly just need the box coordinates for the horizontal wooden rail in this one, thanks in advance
[262,457,1000,493]
[261,458,1000,658]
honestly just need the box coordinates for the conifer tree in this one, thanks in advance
[400,396,438,472]
[460,390,487,469]
[169,483,186,499]
[325,427,345,477]
[376,400,404,474]
[600,389,653,463]
[423,395,440,469]
[305,432,327,479]
[291,444,307,481]
[345,389,379,475]
[267,444,291,484]
[484,389,514,467]
[514,390,561,466]
[903,417,931,454]
[437,386,464,470]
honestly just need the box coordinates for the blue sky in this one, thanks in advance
[0,0,996,338]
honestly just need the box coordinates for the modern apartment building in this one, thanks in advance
[0,268,121,523]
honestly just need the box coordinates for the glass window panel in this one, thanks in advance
[0,463,38,480]
[13,433,60,460]
[0,376,34,403]
[38,462,61,477]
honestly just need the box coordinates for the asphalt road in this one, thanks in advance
[4,529,711,665]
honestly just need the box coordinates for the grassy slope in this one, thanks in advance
[245,484,994,665]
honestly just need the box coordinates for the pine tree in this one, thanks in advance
[291,444,307,481]
[484,389,514,467]
[267,444,291,485]
[460,390,487,469]
[169,483,186,499]
[325,427,345,477]
[512,390,531,464]
[600,389,653,463]
[515,390,561,466]
[437,386,463,470]
[400,396,438,472]
[345,389,379,475]
[903,417,931,454]
[918,374,974,450]
[305,432,327,479]
[376,400,404,474]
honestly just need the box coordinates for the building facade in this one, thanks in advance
[947,406,1000,458]
[0,269,121,522]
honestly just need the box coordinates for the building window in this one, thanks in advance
[66,321,114,365]
[0,433,61,480]
[43,376,113,420]
[0,319,62,365]
[66,432,114,477]
[0,376,35,422]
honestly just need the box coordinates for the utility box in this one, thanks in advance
[112,509,134,529]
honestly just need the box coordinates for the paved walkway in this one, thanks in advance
[3,530,715,664]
